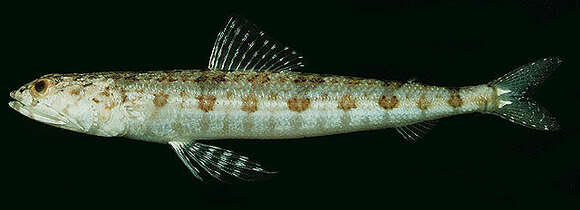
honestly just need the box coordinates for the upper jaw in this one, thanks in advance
[9,89,88,133]
[9,97,67,126]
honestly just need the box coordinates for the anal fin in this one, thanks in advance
[169,141,275,182]
[394,120,437,142]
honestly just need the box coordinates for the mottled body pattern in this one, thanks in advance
[9,16,560,181]
[29,71,495,143]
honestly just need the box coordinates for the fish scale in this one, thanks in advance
[9,16,561,181]
[86,70,490,142]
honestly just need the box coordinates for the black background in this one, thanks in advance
[4,0,579,209]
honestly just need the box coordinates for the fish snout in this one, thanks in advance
[10,90,16,99]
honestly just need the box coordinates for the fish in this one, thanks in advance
[9,16,561,181]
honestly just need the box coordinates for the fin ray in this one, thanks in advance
[169,141,274,181]
[395,120,437,142]
[487,57,561,130]
[170,142,204,181]
[208,16,304,72]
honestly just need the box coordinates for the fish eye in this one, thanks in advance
[31,79,50,96]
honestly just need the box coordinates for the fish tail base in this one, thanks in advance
[486,57,561,131]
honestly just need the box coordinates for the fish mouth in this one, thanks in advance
[9,99,67,126]
[9,90,88,132]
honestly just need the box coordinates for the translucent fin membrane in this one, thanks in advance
[208,16,305,72]
[489,57,562,96]
[169,142,275,182]
[492,99,559,131]
[395,120,437,142]
[488,57,562,131]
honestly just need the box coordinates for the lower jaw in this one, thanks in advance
[9,101,67,125]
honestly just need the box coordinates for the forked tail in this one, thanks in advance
[487,57,562,131]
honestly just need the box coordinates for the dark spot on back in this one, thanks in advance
[70,88,81,95]
[379,95,398,110]
[194,74,208,83]
[447,88,463,108]
[103,86,110,96]
[248,73,270,85]
[338,94,357,111]
[153,93,169,107]
[293,76,308,83]
[124,75,137,82]
[196,95,217,112]
[417,94,432,110]
[383,81,402,89]
[212,74,226,82]
[121,94,129,103]
[309,77,325,84]
[241,94,259,113]
[287,97,310,112]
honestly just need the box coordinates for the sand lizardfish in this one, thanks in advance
[9,16,561,181]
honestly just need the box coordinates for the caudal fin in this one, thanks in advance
[487,57,562,131]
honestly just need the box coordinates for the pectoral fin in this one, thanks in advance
[169,141,275,182]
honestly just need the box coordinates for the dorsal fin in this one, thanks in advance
[208,16,305,72]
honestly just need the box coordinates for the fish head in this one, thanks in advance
[9,73,103,134]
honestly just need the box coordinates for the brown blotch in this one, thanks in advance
[417,94,432,110]
[241,94,259,113]
[293,76,308,83]
[121,95,129,103]
[447,88,463,108]
[70,88,81,95]
[247,73,270,85]
[327,77,341,84]
[277,76,289,84]
[92,98,100,103]
[287,97,311,112]
[338,94,357,111]
[231,74,242,83]
[153,93,169,107]
[320,93,329,100]
[267,93,278,100]
[196,95,217,112]
[103,86,110,96]
[110,74,122,80]
[194,74,208,83]
[156,75,169,82]
[382,81,402,89]
[344,79,362,86]
[144,74,155,80]
[225,91,233,99]
[309,77,325,84]
[104,102,116,110]
[124,75,138,82]
[379,95,399,110]
[212,74,226,83]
